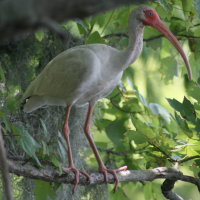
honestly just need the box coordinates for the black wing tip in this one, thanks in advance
[20,97,30,111]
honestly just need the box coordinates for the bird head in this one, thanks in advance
[134,6,192,80]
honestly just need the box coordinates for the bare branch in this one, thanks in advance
[0,125,13,200]
[0,0,151,42]
[98,146,149,156]
[7,159,200,197]
[147,140,176,163]
[161,179,184,200]
[103,33,128,39]
[103,32,200,42]
[179,155,200,164]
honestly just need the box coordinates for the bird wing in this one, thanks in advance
[23,46,101,104]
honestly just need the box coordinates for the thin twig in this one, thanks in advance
[103,32,200,42]
[0,124,13,200]
[98,146,149,156]
[179,155,200,164]
[147,140,176,163]
[103,33,128,39]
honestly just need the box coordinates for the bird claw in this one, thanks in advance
[63,167,90,193]
[99,165,127,192]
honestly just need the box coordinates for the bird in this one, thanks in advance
[23,5,192,192]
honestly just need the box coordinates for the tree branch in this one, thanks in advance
[0,0,150,42]
[7,159,200,199]
[98,146,149,156]
[179,155,200,164]
[103,32,200,42]
[0,125,13,200]
[161,179,184,200]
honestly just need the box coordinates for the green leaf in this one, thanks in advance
[157,0,173,12]
[77,23,87,35]
[95,118,113,130]
[41,141,49,156]
[111,187,129,200]
[185,79,200,103]
[122,98,143,113]
[144,183,153,200]
[182,97,196,123]
[174,112,193,137]
[167,98,183,112]
[12,125,41,165]
[182,0,193,15]
[35,180,56,200]
[149,103,171,123]
[35,30,45,42]
[172,5,185,21]
[6,96,18,112]
[131,117,157,138]
[76,19,89,35]
[58,140,66,162]
[128,130,147,144]
[160,56,178,82]
[50,156,62,169]
[40,119,49,137]
[105,119,126,149]
[168,97,196,123]
[86,31,105,44]
[90,13,106,28]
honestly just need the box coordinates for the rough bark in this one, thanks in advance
[7,159,200,200]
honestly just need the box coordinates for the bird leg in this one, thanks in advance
[62,105,90,192]
[84,105,127,191]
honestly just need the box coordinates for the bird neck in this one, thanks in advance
[120,19,144,69]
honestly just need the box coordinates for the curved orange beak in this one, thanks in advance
[150,19,192,80]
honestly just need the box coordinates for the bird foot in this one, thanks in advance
[99,165,127,192]
[63,166,90,192]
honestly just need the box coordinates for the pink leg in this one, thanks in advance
[63,105,90,192]
[84,105,127,191]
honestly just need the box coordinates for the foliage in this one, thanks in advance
[0,0,200,199]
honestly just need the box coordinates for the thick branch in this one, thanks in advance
[161,179,184,200]
[0,0,150,42]
[7,160,200,195]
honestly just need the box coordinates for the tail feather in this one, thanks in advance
[23,96,45,113]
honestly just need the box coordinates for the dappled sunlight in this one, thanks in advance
[1,1,200,199]
[131,44,187,111]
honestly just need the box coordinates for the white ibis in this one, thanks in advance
[23,6,192,191]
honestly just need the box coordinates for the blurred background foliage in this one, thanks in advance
[0,0,200,199]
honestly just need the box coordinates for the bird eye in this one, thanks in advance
[148,11,153,16]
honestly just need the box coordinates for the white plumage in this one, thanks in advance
[23,6,192,113]
[23,38,143,113]
[23,44,125,112]
[23,6,192,191]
